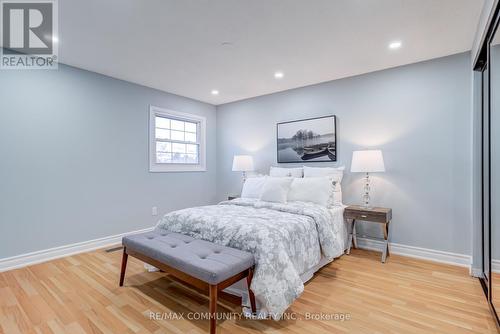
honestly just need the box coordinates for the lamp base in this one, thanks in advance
[362,172,372,209]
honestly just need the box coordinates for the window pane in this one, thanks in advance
[156,153,172,163]
[172,143,186,153]
[156,142,171,152]
[171,130,184,141]
[185,122,197,133]
[168,153,198,164]
[171,119,184,131]
[155,128,170,140]
[155,117,170,129]
[185,154,198,164]
[185,132,197,143]
[171,153,185,163]
[186,144,198,154]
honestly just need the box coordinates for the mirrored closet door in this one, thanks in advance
[490,18,500,317]
[484,61,490,285]
[475,2,500,326]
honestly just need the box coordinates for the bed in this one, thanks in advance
[154,197,348,319]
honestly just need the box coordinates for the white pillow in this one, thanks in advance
[288,177,332,206]
[303,166,345,183]
[269,166,303,178]
[241,176,267,199]
[260,177,293,203]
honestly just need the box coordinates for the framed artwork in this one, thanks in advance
[277,115,337,163]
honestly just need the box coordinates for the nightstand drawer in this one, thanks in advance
[344,207,392,223]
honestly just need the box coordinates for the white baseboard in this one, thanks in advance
[356,237,472,268]
[0,230,477,275]
[0,227,154,272]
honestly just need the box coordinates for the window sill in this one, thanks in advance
[149,165,207,173]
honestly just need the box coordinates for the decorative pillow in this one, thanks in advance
[303,165,345,183]
[241,176,267,199]
[260,177,293,203]
[288,177,332,206]
[269,166,303,178]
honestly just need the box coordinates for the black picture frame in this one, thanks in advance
[276,115,337,163]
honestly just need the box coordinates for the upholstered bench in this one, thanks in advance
[120,230,256,334]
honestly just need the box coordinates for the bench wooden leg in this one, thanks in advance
[247,267,257,314]
[209,284,218,334]
[119,248,128,287]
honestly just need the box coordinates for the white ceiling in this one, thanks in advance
[57,0,483,105]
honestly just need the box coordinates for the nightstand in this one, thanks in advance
[344,205,393,263]
[228,195,239,200]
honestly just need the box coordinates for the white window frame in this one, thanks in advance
[149,105,206,172]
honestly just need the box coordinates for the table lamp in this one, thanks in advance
[232,155,254,184]
[351,150,385,209]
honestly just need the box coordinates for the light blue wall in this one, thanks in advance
[0,63,217,259]
[216,52,473,255]
[0,52,474,259]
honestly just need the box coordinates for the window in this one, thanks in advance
[149,106,206,172]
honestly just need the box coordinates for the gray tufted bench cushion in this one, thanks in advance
[120,229,257,334]
[122,230,255,285]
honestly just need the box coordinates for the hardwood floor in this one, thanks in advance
[492,273,500,320]
[0,247,496,334]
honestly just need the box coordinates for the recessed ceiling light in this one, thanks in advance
[388,41,402,50]
[211,90,219,95]
[274,72,284,79]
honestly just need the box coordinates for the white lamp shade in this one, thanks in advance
[232,155,254,172]
[351,150,385,173]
